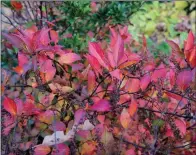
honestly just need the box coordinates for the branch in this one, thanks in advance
[139,107,196,120]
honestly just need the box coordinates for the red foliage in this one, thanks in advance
[2,26,196,155]
[11,1,23,11]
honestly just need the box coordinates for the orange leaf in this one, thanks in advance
[3,97,17,116]
[80,141,97,155]
[13,66,24,75]
[125,78,140,93]
[120,108,130,129]
[34,145,51,155]
[88,70,96,94]
[128,97,138,117]
[59,53,81,64]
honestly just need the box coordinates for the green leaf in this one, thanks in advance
[157,41,171,54]
[180,32,188,47]
[153,119,164,127]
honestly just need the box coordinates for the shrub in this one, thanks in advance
[2,24,196,155]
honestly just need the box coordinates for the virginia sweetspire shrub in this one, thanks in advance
[2,25,196,155]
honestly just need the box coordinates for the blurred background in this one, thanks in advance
[1,1,196,68]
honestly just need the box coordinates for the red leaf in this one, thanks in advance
[140,74,151,91]
[34,145,51,155]
[184,31,194,51]
[186,46,196,68]
[90,99,111,112]
[165,92,182,101]
[3,97,17,116]
[120,108,130,129]
[168,69,176,88]
[59,53,81,64]
[151,64,167,82]
[11,1,23,11]
[176,70,192,91]
[13,66,24,75]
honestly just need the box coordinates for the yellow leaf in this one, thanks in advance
[120,108,130,129]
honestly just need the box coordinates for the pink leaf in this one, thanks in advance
[151,64,167,82]
[175,118,186,137]
[85,54,102,75]
[37,28,50,46]
[51,144,70,155]
[18,52,29,67]
[125,78,140,93]
[2,32,25,49]
[140,74,151,91]
[90,99,111,112]
[74,109,86,125]
[59,53,81,64]
[176,70,192,91]
[110,69,122,80]
[112,34,124,66]
[88,42,108,69]
[107,51,116,68]
[49,121,66,131]
[125,149,136,155]
[40,59,56,82]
